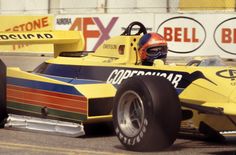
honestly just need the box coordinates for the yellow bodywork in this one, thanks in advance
[1,30,236,133]
[178,66,236,131]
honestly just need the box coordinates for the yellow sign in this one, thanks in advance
[0,15,54,52]
[179,0,235,11]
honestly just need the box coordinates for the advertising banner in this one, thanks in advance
[0,15,54,52]
[155,14,236,58]
[55,14,155,51]
[55,14,236,58]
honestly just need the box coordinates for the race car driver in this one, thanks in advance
[138,33,168,66]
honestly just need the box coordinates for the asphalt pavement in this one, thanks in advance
[0,127,235,155]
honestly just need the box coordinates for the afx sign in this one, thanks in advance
[55,14,155,51]
[56,16,118,51]
[69,17,118,50]
[157,16,206,54]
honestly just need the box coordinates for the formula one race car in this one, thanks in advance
[0,22,236,151]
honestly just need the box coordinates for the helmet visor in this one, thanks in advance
[146,46,167,59]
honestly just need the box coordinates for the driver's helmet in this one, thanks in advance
[138,33,167,64]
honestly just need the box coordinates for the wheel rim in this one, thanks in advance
[117,90,145,137]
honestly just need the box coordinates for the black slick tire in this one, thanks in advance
[113,76,181,151]
[0,60,7,128]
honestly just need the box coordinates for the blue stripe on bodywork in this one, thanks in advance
[7,77,82,95]
[34,63,191,89]
[40,74,104,85]
[176,88,184,95]
[34,63,189,95]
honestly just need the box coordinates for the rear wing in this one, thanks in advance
[0,31,85,57]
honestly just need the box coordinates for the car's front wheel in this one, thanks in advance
[113,76,181,151]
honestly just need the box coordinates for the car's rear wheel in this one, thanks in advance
[0,60,8,128]
[113,76,181,151]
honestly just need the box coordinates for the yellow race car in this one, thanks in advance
[0,22,235,151]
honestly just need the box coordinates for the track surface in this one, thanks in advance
[0,128,235,155]
[0,55,236,155]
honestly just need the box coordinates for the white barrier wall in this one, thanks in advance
[50,0,178,14]
[55,14,236,59]
[0,0,48,14]
[106,0,171,13]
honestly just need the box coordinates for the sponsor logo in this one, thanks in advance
[69,17,118,50]
[157,16,206,53]
[0,33,53,40]
[115,118,148,146]
[103,44,117,49]
[56,18,72,25]
[214,17,236,55]
[106,69,182,87]
[121,27,153,32]
[216,69,236,81]
[5,17,49,32]
[5,16,51,50]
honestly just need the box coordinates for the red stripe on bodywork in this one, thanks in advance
[8,84,87,101]
[7,84,87,114]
